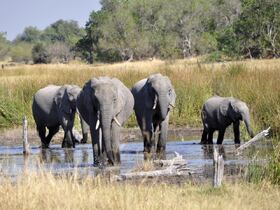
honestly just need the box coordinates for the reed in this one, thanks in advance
[0,172,279,210]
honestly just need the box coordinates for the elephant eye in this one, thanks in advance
[168,89,172,96]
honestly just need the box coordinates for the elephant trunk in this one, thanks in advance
[100,107,114,165]
[243,113,254,138]
[158,94,169,120]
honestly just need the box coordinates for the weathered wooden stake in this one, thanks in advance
[22,116,30,155]
[213,147,224,188]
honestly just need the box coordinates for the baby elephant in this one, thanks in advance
[200,96,254,144]
[32,85,88,148]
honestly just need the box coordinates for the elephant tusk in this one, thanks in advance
[113,117,121,127]
[153,95,158,110]
[169,103,175,108]
[95,119,100,130]
[99,128,102,152]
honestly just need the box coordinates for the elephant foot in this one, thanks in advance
[80,138,87,144]
[62,141,75,148]
[41,143,49,149]
[156,145,165,153]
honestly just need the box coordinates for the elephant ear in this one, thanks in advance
[219,99,229,117]
[229,100,242,121]
[112,78,126,115]
[82,80,96,113]
[144,80,155,109]
[54,86,72,114]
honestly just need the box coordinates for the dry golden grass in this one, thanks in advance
[0,172,279,210]
[1,58,280,133]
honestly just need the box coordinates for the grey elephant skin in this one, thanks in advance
[131,73,176,154]
[200,96,254,144]
[77,77,134,166]
[32,85,88,148]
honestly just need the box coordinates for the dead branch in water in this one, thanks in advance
[114,152,193,181]
[236,127,271,155]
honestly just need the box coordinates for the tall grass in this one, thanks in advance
[0,172,279,210]
[1,59,280,135]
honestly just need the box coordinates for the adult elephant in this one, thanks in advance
[32,85,88,148]
[200,96,254,144]
[131,73,176,155]
[77,77,134,166]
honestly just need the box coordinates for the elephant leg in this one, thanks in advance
[80,115,89,144]
[200,128,208,144]
[62,130,74,148]
[207,129,214,144]
[37,125,48,148]
[141,115,153,154]
[46,125,60,146]
[233,121,240,144]
[61,116,75,148]
[111,122,121,164]
[90,119,102,166]
[217,129,226,144]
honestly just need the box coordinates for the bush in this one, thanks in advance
[32,43,50,64]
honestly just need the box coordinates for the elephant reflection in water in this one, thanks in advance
[40,148,90,165]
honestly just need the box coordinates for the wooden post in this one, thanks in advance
[213,147,224,188]
[22,116,30,155]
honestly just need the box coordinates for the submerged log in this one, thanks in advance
[236,127,271,155]
[22,116,30,155]
[114,152,193,181]
[213,147,224,188]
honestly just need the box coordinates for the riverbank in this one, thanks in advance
[0,127,203,146]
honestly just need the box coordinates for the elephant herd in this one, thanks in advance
[32,73,254,166]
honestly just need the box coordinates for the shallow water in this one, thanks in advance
[0,139,272,180]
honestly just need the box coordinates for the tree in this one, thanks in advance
[32,43,50,64]
[42,20,85,47]
[0,32,10,61]
[218,0,280,58]
[14,26,41,43]
[10,42,32,63]
[46,42,72,63]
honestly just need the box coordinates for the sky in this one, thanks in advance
[0,0,101,41]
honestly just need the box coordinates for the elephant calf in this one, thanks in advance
[200,96,254,144]
[32,85,88,148]
[131,73,176,155]
[77,77,134,166]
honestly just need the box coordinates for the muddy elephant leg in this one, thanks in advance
[200,128,208,144]
[157,115,169,154]
[79,115,89,144]
[61,116,75,148]
[62,129,75,148]
[38,125,48,148]
[207,129,214,144]
[233,121,240,144]
[217,129,225,144]
[89,118,102,166]
[46,125,60,146]
[111,122,121,164]
[141,111,153,154]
